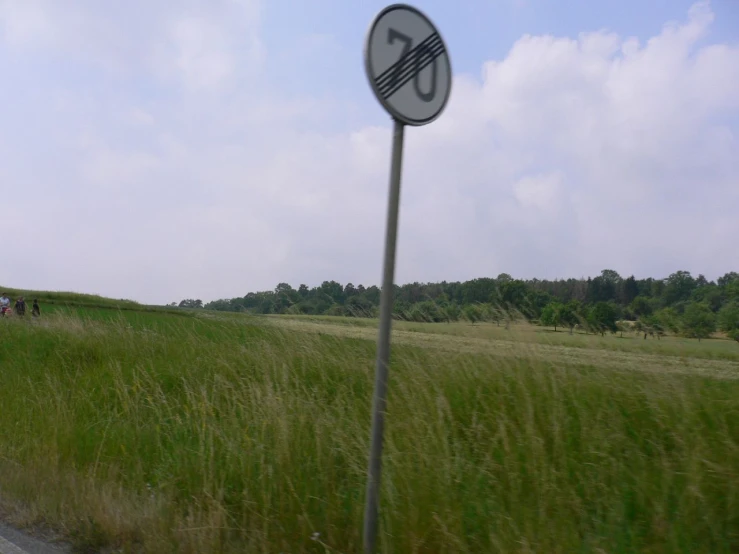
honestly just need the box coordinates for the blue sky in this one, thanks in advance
[0,0,737,304]
[260,0,739,117]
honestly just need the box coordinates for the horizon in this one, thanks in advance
[1,0,738,305]
[3,266,736,306]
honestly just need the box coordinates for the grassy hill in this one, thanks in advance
[0,286,177,314]
[0,292,738,553]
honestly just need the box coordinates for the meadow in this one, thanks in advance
[0,298,738,553]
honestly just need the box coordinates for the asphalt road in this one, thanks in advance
[0,522,69,554]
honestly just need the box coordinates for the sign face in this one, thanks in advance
[364,4,452,126]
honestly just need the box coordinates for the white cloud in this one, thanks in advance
[0,1,737,303]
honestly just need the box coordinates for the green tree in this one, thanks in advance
[718,272,739,287]
[462,278,497,304]
[346,295,374,317]
[636,315,665,340]
[725,280,739,302]
[483,304,505,326]
[681,303,716,342]
[622,275,639,304]
[274,283,299,312]
[497,280,530,320]
[320,280,345,305]
[587,302,618,336]
[663,270,696,305]
[629,295,653,317]
[561,300,582,334]
[541,302,563,331]
[653,307,680,334]
[463,304,483,324]
[409,301,445,323]
[717,302,739,333]
[444,303,462,323]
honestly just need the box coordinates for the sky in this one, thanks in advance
[0,0,737,305]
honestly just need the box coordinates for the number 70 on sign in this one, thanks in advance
[364,4,452,127]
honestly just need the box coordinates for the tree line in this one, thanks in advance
[179,270,739,341]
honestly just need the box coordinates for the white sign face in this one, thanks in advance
[364,4,452,126]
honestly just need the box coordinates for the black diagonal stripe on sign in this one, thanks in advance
[376,37,445,96]
[379,41,446,99]
[379,42,445,98]
[374,31,442,89]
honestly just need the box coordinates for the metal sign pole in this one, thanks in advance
[362,5,451,552]
[363,117,405,554]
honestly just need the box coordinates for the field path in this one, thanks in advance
[0,523,68,554]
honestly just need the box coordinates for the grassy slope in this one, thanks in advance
[0,285,177,313]
[0,301,738,553]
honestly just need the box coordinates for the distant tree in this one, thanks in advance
[653,307,680,334]
[681,303,716,342]
[717,272,739,288]
[691,284,723,312]
[636,316,665,340]
[527,290,554,319]
[325,305,346,317]
[259,297,276,314]
[725,280,739,302]
[587,302,618,336]
[560,300,582,334]
[463,304,483,324]
[480,303,504,325]
[717,302,739,333]
[346,295,374,317]
[663,270,697,305]
[462,278,497,305]
[728,329,739,343]
[444,303,462,323]
[498,279,529,312]
[587,270,621,304]
[407,301,445,322]
[320,280,345,305]
[541,302,564,331]
[629,295,653,317]
[365,285,381,305]
[601,269,622,284]
[188,268,739,323]
[651,279,666,299]
[274,283,299,312]
[622,275,639,305]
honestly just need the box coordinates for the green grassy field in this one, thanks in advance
[1,300,738,553]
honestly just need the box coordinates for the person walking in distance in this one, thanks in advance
[14,296,26,317]
[32,299,40,317]
[0,292,10,316]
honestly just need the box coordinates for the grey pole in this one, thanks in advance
[363,117,405,554]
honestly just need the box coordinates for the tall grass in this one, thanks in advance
[0,312,738,553]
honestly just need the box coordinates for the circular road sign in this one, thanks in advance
[364,4,452,126]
